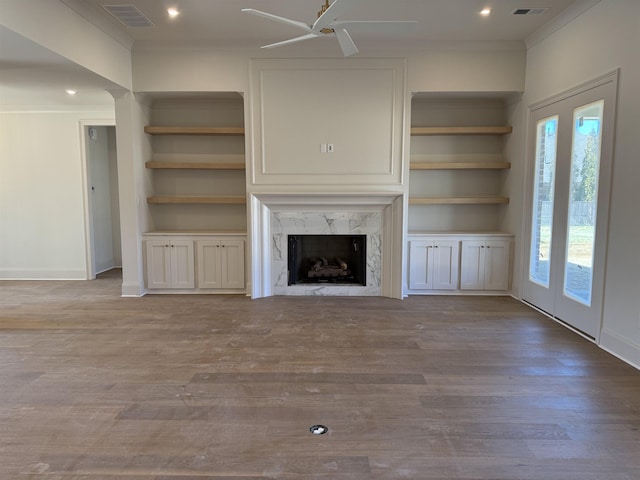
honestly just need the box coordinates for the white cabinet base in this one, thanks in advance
[144,233,246,294]
[407,233,512,296]
[409,239,459,290]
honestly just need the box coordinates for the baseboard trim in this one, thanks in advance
[0,269,86,280]
[599,329,640,370]
[121,282,145,297]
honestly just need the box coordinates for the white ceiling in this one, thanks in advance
[83,0,580,48]
[0,0,585,107]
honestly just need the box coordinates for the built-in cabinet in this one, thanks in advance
[408,238,459,290]
[459,237,511,291]
[142,94,248,295]
[145,238,195,290]
[407,233,513,295]
[406,95,514,295]
[197,238,245,290]
[144,234,245,293]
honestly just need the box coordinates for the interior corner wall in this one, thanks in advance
[0,108,115,279]
[523,0,640,367]
[500,96,526,298]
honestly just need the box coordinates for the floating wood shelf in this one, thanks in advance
[144,126,244,136]
[409,196,510,205]
[410,162,511,170]
[410,126,513,136]
[145,161,246,170]
[147,195,246,205]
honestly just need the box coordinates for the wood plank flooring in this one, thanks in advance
[1,269,640,479]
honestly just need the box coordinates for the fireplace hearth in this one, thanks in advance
[288,234,366,286]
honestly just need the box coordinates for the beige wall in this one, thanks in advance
[523,0,640,366]
[0,109,115,278]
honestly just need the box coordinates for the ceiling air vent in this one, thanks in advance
[101,4,154,27]
[513,8,549,15]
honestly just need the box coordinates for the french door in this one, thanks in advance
[522,72,618,340]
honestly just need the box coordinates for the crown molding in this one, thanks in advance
[525,0,603,49]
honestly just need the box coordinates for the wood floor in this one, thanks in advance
[1,269,640,479]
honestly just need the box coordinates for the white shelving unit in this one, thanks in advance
[406,95,514,295]
[142,94,247,293]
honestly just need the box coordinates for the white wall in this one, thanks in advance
[407,48,526,94]
[522,0,640,366]
[0,108,115,279]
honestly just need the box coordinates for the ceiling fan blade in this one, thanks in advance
[334,28,359,57]
[331,20,418,33]
[261,33,320,49]
[242,8,312,33]
[312,0,360,32]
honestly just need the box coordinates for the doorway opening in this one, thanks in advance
[83,124,122,278]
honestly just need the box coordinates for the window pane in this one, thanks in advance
[529,116,558,287]
[564,100,603,306]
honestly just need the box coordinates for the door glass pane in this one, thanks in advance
[529,116,558,287]
[564,100,603,306]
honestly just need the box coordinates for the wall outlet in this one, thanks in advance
[327,144,334,153]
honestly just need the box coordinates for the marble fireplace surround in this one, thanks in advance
[249,194,404,298]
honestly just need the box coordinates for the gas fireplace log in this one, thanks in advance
[336,257,348,271]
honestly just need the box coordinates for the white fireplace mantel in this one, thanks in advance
[249,193,406,299]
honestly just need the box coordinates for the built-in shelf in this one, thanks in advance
[144,126,244,136]
[410,126,512,136]
[145,161,246,170]
[410,162,511,170]
[409,196,510,205]
[147,195,246,205]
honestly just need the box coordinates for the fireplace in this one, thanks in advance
[288,234,366,285]
[248,193,405,298]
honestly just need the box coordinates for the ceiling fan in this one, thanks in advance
[242,0,417,57]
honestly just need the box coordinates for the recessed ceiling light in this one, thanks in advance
[66,89,77,95]
[167,7,180,18]
[480,8,492,16]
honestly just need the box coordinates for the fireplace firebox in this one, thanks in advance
[288,235,366,285]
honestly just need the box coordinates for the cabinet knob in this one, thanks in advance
[481,245,485,248]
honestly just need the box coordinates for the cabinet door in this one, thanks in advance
[197,241,223,289]
[431,240,459,290]
[170,240,195,289]
[221,240,245,289]
[145,240,172,289]
[408,241,432,290]
[460,240,485,290]
[483,239,510,291]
